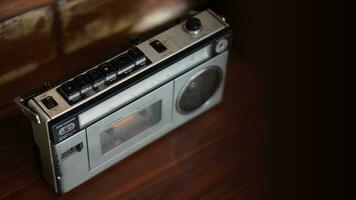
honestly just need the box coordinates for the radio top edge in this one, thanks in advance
[14,9,231,124]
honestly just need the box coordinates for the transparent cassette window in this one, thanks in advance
[100,101,162,154]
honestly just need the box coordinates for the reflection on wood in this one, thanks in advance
[0,0,54,21]
[130,0,188,33]
[0,63,38,86]
[0,6,56,75]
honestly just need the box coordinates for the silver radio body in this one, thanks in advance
[15,9,231,194]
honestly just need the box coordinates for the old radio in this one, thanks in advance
[15,9,231,194]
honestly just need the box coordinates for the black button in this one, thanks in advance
[59,81,80,101]
[185,17,202,34]
[99,63,117,81]
[75,143,83,152]
[128,47,146,65]
[150,40,167,53]
[41,96,58,109]
[111,54,135,75]
[86,69,105,87]
[74,75,92,94]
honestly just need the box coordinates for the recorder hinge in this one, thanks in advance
[14,97,41,124]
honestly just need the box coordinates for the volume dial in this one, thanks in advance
[185,17,202,35]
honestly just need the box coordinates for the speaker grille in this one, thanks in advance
[177,67,222,114]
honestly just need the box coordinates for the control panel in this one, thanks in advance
[56,47,150,105]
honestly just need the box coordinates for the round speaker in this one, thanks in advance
[177,67,222,114]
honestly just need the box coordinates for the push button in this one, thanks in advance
[86,69,105,88]
[59,81,80,101]
[128,47,146,65]
[74,75,92,94]
[150,40,167,53]
[41,96,58,109]
[185,17,202,35]
[99,63,117,81]
[75,143,83,152]
[111,53,135,75]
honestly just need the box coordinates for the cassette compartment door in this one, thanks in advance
[86,81,173,170]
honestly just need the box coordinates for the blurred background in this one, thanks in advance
[0,0,342,199]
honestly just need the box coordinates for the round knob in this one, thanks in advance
[215,39,228,53]
[185,17,202,34]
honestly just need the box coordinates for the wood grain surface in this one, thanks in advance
[0,0,329,199]
[0,0,53,21]
[0,48,264,199]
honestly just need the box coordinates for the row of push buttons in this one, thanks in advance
[57,47,148,104]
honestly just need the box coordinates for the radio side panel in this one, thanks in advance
[27,100,58,193]
[54,130,89,193]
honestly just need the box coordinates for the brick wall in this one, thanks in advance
[0,0,192,110]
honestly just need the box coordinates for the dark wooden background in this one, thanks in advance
[0,0,331,199]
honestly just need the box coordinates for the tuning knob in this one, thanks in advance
[185,17,202,35]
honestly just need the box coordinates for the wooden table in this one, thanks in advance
[0,52,264,199]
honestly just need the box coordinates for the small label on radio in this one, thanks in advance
[59,122,75,135]
[51,117,80,143]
